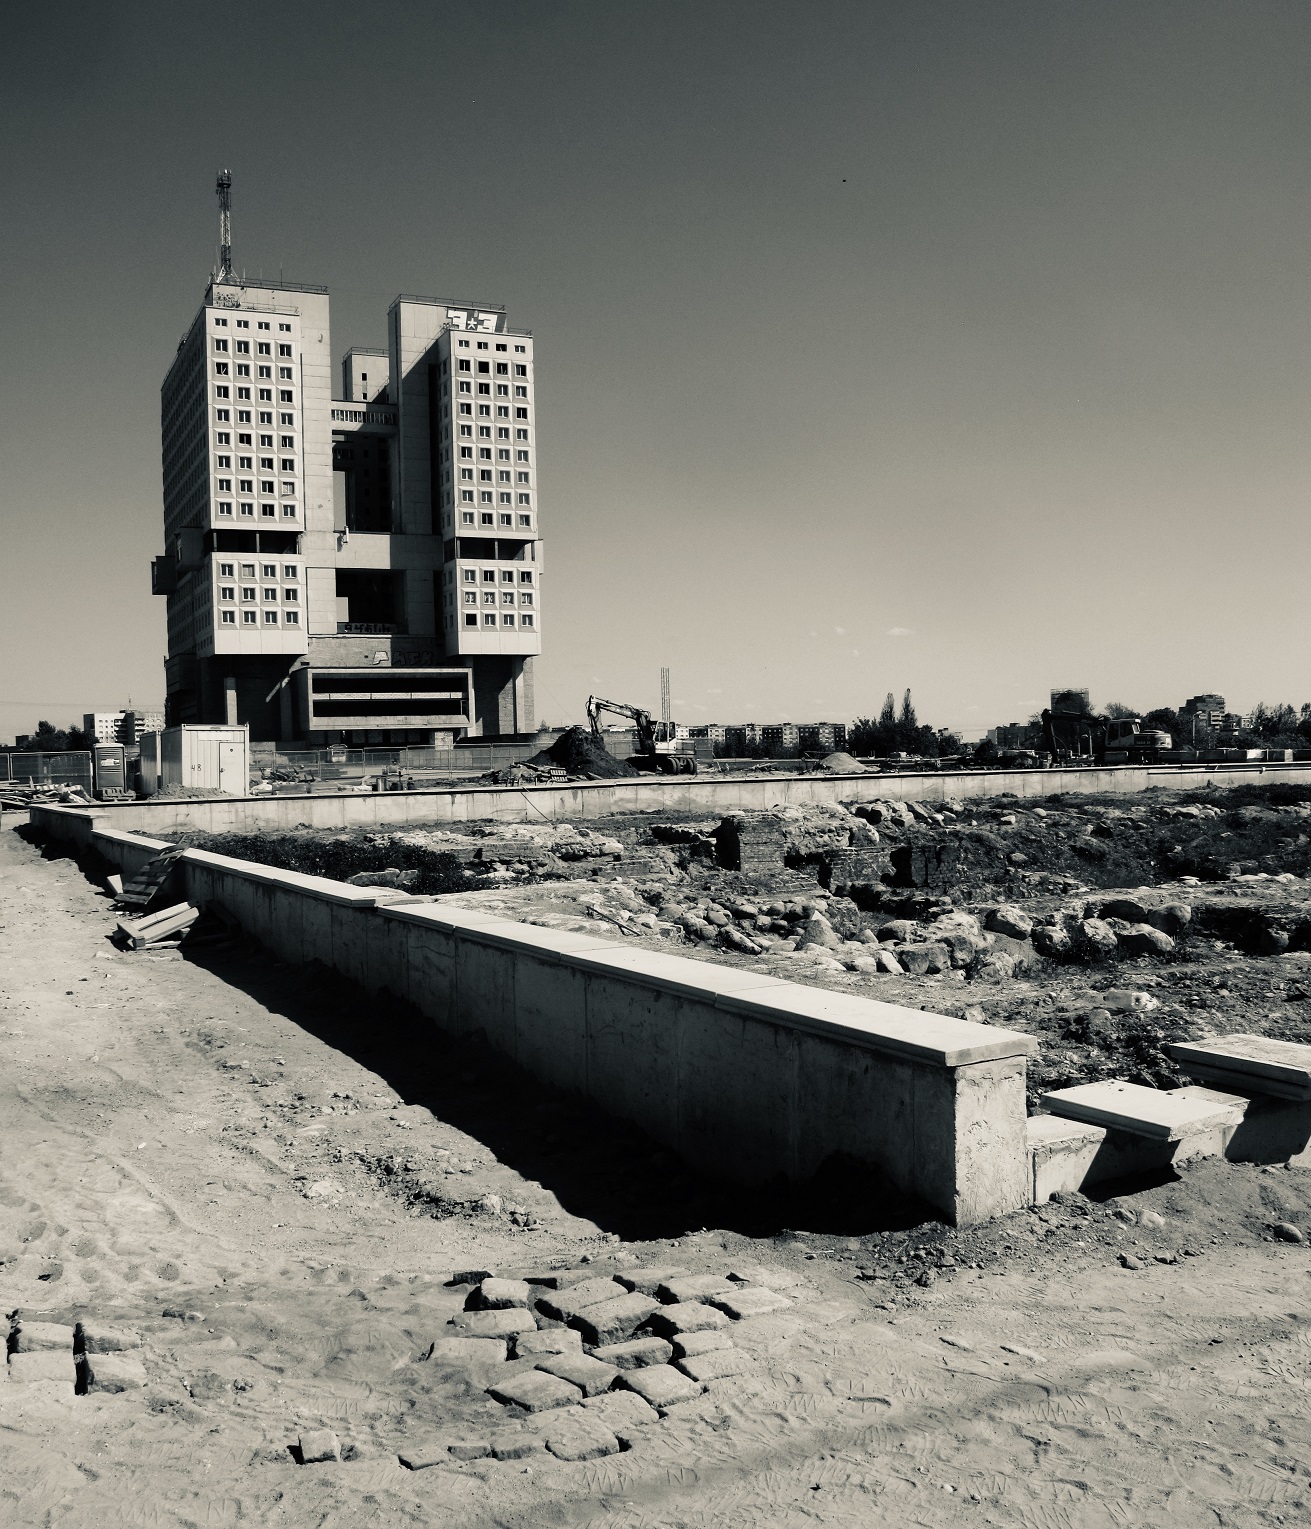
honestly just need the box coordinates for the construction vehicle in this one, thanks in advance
[585,695,698,775]
[1040,707,1174,766]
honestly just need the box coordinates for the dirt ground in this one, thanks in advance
[7,816,1311,1528]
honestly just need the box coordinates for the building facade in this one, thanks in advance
[153,277,541,743]
[84,710,166,744]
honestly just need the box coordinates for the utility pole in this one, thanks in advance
[216,169,233,281]
[660,667,671,725]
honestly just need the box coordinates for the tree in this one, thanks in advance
[899,689,917,731]
[1102,701,1137,720]
[1142,707,1180,739]
[878,693,896,730]
[972,738,999,765]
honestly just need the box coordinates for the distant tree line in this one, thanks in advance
[848,691,964,760]
[2,720,93,753]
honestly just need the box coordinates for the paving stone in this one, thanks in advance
[646,1302,730,1338]
[299,1429,341,1464]
[708,1287,792,1320]
[452,1308,539,1339]
[487,1369,582,1413]
[448,1439,491,1460]
[619,1363,703,1410]
[489,1429,541,1460]
[80,1353,147,1393]
[590,1336,673,1370]
[469,1277,534,1310]
[8,1351,73,1386]
[672,1329,733,1360]
[525,1268,597,1290]
[571,1294,658,1348]
[727,1263,810,1291]
[656,1274,736,1304]
[513,1328,582,1359]
[535,1278,626,1322]
[582,1388,661,1443]
[614,1265,690,1296]
[397,1445,445,1470]
[428,1336,508,1367]
[535,1352,620,1397]
[74,1322,140,1354]
[542,1412,621,1462]
[10,1321,75,1353]
[675,1348,752,1384]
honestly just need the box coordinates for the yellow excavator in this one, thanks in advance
[585,695,699,775]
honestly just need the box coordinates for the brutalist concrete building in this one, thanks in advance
[154,258,541,745]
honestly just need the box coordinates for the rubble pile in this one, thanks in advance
[525,726,641,781]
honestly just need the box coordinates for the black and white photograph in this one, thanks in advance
[5,2,1311,1523]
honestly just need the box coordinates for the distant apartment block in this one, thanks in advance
[153,242,541,743]
[84,710,165,744]
[696,721,847,755]
[989,722,1040,749]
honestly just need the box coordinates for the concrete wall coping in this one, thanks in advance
[176,846,396,907]
[379,900,1035,1068]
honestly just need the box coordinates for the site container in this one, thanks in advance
[93,743,127,795]
[138,725,250,796]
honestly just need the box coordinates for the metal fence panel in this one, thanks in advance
[0,752,93,788]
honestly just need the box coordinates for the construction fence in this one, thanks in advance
[0,752,94,790]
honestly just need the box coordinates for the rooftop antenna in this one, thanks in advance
[216,169,233,281]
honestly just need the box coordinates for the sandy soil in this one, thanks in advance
[5,816,1311,1527]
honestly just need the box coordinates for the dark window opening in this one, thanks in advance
[335,569,406,633]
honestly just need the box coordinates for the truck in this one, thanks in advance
[1039,709,1175,766]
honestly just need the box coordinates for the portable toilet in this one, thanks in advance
[93,742,128,797]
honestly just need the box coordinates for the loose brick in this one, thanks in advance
[619,1364,702,1410]
[582,1388,660,1443]
[427,1336,507,1366]
[646,1302,729,1338]
[74,1323,140,1354]
[487,1369,581,1413]
[535,1353,619,1397]
[452,1308,538,1339]
[591,1336,672,1370]
[615,1265,690,1296]
[469,1277,534,1311]
[676,1348,752,1384]
[10,1321,75,1353]
[8,1351,73,1386]
[80,1353,147,1393]
[656,1274,736,1305]
[708,1288,792,1320]
[490,1429,541,1460]
[534,1278,626,1323]
[542,1412,620,1462]
[299,1429,341,1464]
[571,1294,658,1348]
[448,1439,491,1461]
[672,1329,733,1360]
[513,1328,581,1359]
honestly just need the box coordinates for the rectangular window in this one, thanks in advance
[499,491,511,502]
[517,514,532,528]
[514,364,527,377]
[496,384,508,397]
[517,493,531,505]
[219,586,235,601]
[261,563,276,577]
[495,362,508,375]
[241,586,256,602]
[236,319,249,329]
[458,359,471,371]
[260,479,274,493]
[521,613,534,628]
[214,317,228,328]
[239,502,255,516]
[483,613,496,627]
[463,591,476,605]
[281,505,297,518]
[496,405,509,419]
[264,609,279,624]
[515,408,528,420]
[215,362,229,375]
[283,587,298,602]
[516,428,528,440]
[235,340,249,354]
[279,344,292,357]
[236,364,251,377]
[480,510,494,523]
[261,504,275,518]
[460,446,473,459]
[464,612,477,626]
[217,477,232,491]
[459,402,472,416]
[237,387,251,399]
[279,366,292,380]
[479,470,492,482]
[460,489,474,502]
[460,468,473,480]
[515,386,528,398]
[259,456,273,469]
[280,412,293,425]
[257,365,271,378]
[219,563,235,577]
[477,361,490,374]
[459,381,471,394]
[281,480,295,496]
[280,435,294,448]
[214,338,228,352]
[461,510,475,523]
[257,321,269,331]
[520,591,533,605]
[284,609,300,624]
[221,609,236,624]
[519,571,533,584]
[279,322,291,332]
[240,563,256,576]
[257,342,271,355]
[242,609,257,625]
[517,471,530,484]
[502,613,515,627]
[283,564,298,579]
[502,590,515,605]
[263,587,278,601]
[280,390,293,402]
[477,383,490,396]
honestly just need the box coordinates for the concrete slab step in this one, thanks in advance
[1039,1079,1245,1142]
[1165,1034,1311,1101]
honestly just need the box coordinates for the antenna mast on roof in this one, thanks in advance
[215,169,233,281]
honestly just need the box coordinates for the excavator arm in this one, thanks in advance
[586,695,656,752]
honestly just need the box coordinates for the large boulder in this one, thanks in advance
[796,914,841,950]
[1032,923,1074,959]
[877,918,918,943]
[972,951,1016,981]
[891,941,950,975]
[1076,918,1119,958]
[1149,903,1192,935]
[986,905,1033,940]
[1118,923,1175,956]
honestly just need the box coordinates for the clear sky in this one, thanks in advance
[3,0,1310,743]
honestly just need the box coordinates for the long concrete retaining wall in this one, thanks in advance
[45,760,1311,837]
[34,806,1036,1225]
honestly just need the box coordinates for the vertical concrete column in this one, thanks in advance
[224,676,238,726]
